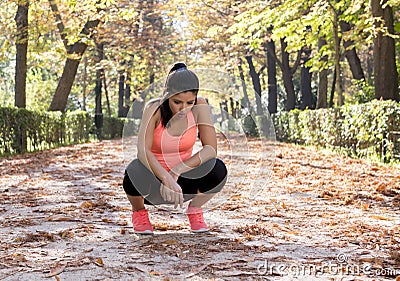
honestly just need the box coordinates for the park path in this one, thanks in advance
[0,138,399,281]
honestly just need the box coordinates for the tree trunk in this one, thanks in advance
[366,46,374,84]
[370,0,399,101]
[48,18,100,111]
[124,60,132,112]
[94,42,104,139]
[235,100,241,118]
[14,0,29,108]
[220,100,229,121]
[333,12,344,106]
[329,68,337,108]
[340,21,365,81]
[266,39,277,114]
[317,38,328,109]
[103,75,111,117]
[237,57,250,111]
[300,47,314,109]
[82,55,88,111]
[149,72,155,84]
[118,68,125,117]
[229,97,236,118]
[49,49,83,111]
[281,39,296,111]
[245,55,263,115]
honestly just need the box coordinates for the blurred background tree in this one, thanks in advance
[0,0,398,115]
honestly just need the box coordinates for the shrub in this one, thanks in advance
[0,107,91,156]
[272,100,400,162]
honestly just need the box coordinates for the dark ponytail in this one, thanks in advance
[167,62,187,74]
[160,62,199,127]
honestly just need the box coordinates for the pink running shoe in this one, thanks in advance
[131,209,153,235]
[187,206,209,233]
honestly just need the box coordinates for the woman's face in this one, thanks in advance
[168,91,197,118]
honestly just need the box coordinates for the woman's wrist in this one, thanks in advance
[160,172,172,183]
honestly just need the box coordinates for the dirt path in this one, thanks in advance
[0,139,399,281]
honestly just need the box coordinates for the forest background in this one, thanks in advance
[1,0,400,159]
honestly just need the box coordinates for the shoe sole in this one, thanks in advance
[134,230,154,235]
[191,228,209,233]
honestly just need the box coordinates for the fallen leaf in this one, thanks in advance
[46,215,78,222]
[83,248,93,253]
[44,264,66,278]
[94,258,104,267]
[370,215,393,221]
[162,239,178,245]
[81,201,95,209]
[375,182,386,192]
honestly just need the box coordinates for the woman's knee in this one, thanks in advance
[199,158,227,194]
[124,159,158,196]
[122,171,140,196]
[214,158,227,178]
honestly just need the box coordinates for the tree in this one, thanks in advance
[265,36,277,114]
[340,21,365,81]
[14,0,29,108]
[48,0,101,112]
[316,37,328,108]
[332,6,344,106]
[245,55,263,115]
[237,57,250,110]
[94,41,104,139]
[370,0,399,101]
[229,1,306,110]
[300,46,314,109]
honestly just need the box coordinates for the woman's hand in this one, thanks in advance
[160,174,183,209]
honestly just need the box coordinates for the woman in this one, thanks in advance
[123,62,227,234]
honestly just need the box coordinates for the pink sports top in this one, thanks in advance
[151,110,197,171]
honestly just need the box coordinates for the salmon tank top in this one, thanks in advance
[151,110,197,171]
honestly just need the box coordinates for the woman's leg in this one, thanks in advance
[178,158,228,207]
[123,161,155,234]
[189,193,216,208]
[124,158,227,209]
[126,195,145,211]
[122,169,146,211]
[180,159,227,232]
[124,158,168,206]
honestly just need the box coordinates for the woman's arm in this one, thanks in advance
[137,100,183,207]
[137,100,173,181]
[170,97,217,177]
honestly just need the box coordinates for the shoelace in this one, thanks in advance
[136,212,150,225]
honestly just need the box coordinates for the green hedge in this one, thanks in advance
[101,117,126,140]
[0,107,91,156]
[272,100,400,162]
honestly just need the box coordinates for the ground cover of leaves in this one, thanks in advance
[0,138,399,281]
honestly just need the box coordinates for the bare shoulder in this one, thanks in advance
[196,96,208,105]
[194,96,210,113]
[142,98,161,123]
[145,98,161,110]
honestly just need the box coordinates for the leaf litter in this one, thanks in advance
[0,139,399,280]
